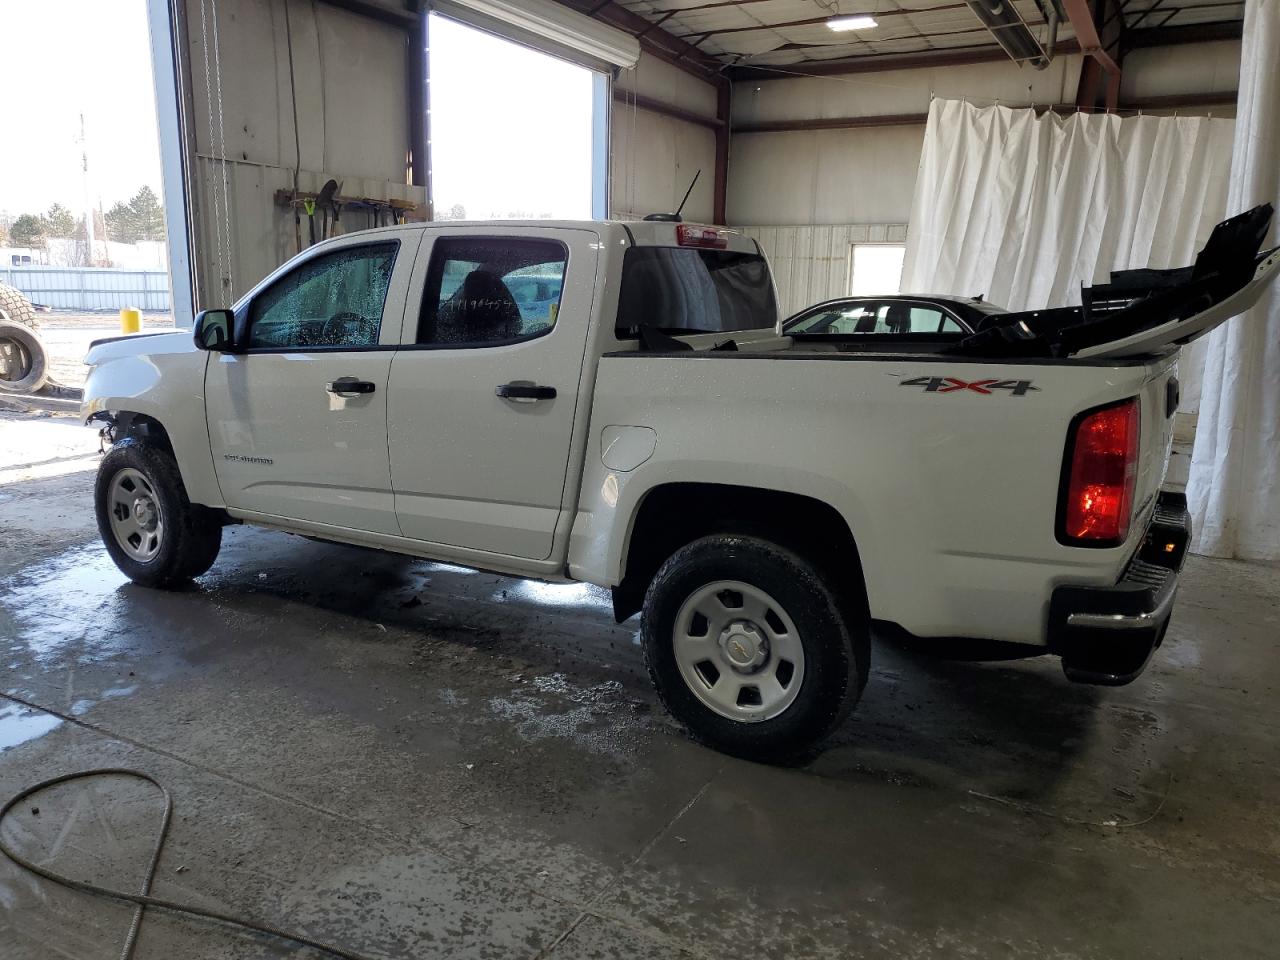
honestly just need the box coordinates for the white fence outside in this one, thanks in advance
[0,265,170,311]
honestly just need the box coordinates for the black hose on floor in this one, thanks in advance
[0,768,378,960]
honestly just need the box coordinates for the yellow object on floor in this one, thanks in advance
[120,307,142,334]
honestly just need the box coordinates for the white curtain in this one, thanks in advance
[1188,0,1280,561]
[902,99,1235,315]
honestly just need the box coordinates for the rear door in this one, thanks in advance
[386,228,600,561]
[205,234,419,534]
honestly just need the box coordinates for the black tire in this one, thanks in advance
[641,535,868,761]
[0,282,39,331]
[0,319,49,394]
[94,437,223,587]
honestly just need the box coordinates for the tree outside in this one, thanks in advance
[9,214,46,248]
[44,204,77,238]
[105,185,165,243]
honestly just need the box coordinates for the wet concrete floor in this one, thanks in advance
[1,411,1279,958]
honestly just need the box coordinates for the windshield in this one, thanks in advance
[615,246,777,338]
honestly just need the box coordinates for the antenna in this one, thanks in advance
[643,169,702,222]
[675,169,701,219]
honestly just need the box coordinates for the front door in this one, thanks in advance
[205,235,419,536]
[387,229,599,560]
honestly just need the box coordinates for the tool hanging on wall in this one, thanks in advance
[275,190,426,242]
[304,197,317,247]
[293,191,303,254]
[316,179,339,240]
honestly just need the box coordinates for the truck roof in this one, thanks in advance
[380,218,761,255]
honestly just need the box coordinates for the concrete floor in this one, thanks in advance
[1,410,1279,959]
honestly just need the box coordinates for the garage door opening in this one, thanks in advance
[428,13,600,221]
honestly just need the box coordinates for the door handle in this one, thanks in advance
[327,377,376,396]
[496,383,556,401]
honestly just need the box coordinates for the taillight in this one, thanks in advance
[1059,398,1140,545]
[676,224,727,249]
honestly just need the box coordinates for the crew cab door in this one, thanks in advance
[387,228,599,561]
[205,234,419,534]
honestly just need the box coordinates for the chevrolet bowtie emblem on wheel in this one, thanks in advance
[900,376,1040,396]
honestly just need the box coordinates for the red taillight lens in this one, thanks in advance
[676,224,727,249]
[1062,399,1140,544]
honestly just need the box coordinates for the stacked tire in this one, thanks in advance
[0,282,49,394]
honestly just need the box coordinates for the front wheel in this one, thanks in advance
[94,438,223,587]
[641,535,868,760]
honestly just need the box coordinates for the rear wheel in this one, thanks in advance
[641,535,867,760]
[95,438,222,587]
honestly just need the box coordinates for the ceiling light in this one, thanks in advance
[827,15,878,31]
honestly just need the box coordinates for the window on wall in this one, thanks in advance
[429,13,599,220]
[850,244,907,296]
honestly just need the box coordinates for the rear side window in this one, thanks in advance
[416,237,568,346]
[615,247,777,338]
[247,242,398,350]
[788,301,964,335]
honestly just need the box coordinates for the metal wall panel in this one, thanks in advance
[738,223,908,316]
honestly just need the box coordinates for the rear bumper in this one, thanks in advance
[1048,491,1192,685]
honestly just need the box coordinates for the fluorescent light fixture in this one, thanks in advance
[827,15,878,31]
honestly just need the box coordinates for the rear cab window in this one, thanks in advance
[615,245,777,339]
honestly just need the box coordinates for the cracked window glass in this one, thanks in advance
[248,242,399,349]
[416,238,568,346]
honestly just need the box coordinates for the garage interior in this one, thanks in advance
[2,0,1279,958]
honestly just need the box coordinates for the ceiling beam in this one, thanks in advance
[1126,19,1243,46]
[612,89,723,129]
[725,40,1083,82]
[1063,0,1122,110]
[731,90,1238,133]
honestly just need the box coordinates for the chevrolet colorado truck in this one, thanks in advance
[81,207,1279,758]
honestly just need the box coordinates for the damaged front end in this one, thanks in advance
[953,203,1279,360]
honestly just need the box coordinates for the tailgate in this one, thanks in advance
[1133,354,1179,521]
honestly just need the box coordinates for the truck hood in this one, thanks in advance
[955,204,1278,359]
[85,329,194,366]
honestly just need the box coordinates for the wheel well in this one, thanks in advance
[612,483,868,624]
[110,412,175,454]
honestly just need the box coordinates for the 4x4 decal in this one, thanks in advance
[900,376,1040,396]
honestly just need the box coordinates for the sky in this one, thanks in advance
[0,0,164,221]
[429,13,594,220]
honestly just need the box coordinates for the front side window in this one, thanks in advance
[616,247,777,338]
[247,242,399,350]
[417,237,568,346]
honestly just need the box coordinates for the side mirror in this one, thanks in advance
[193,309,235,351]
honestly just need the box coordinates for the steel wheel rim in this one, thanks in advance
[0,337,32,383]
[107,467,164,563]
[672,580,805,722]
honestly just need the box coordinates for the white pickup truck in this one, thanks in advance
[82,206,1279,758]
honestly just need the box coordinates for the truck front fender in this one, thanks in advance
[81,347,223,508]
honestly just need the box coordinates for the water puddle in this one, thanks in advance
[70,684,139,716]
[493,580,613,612]
[0,703,62,751]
